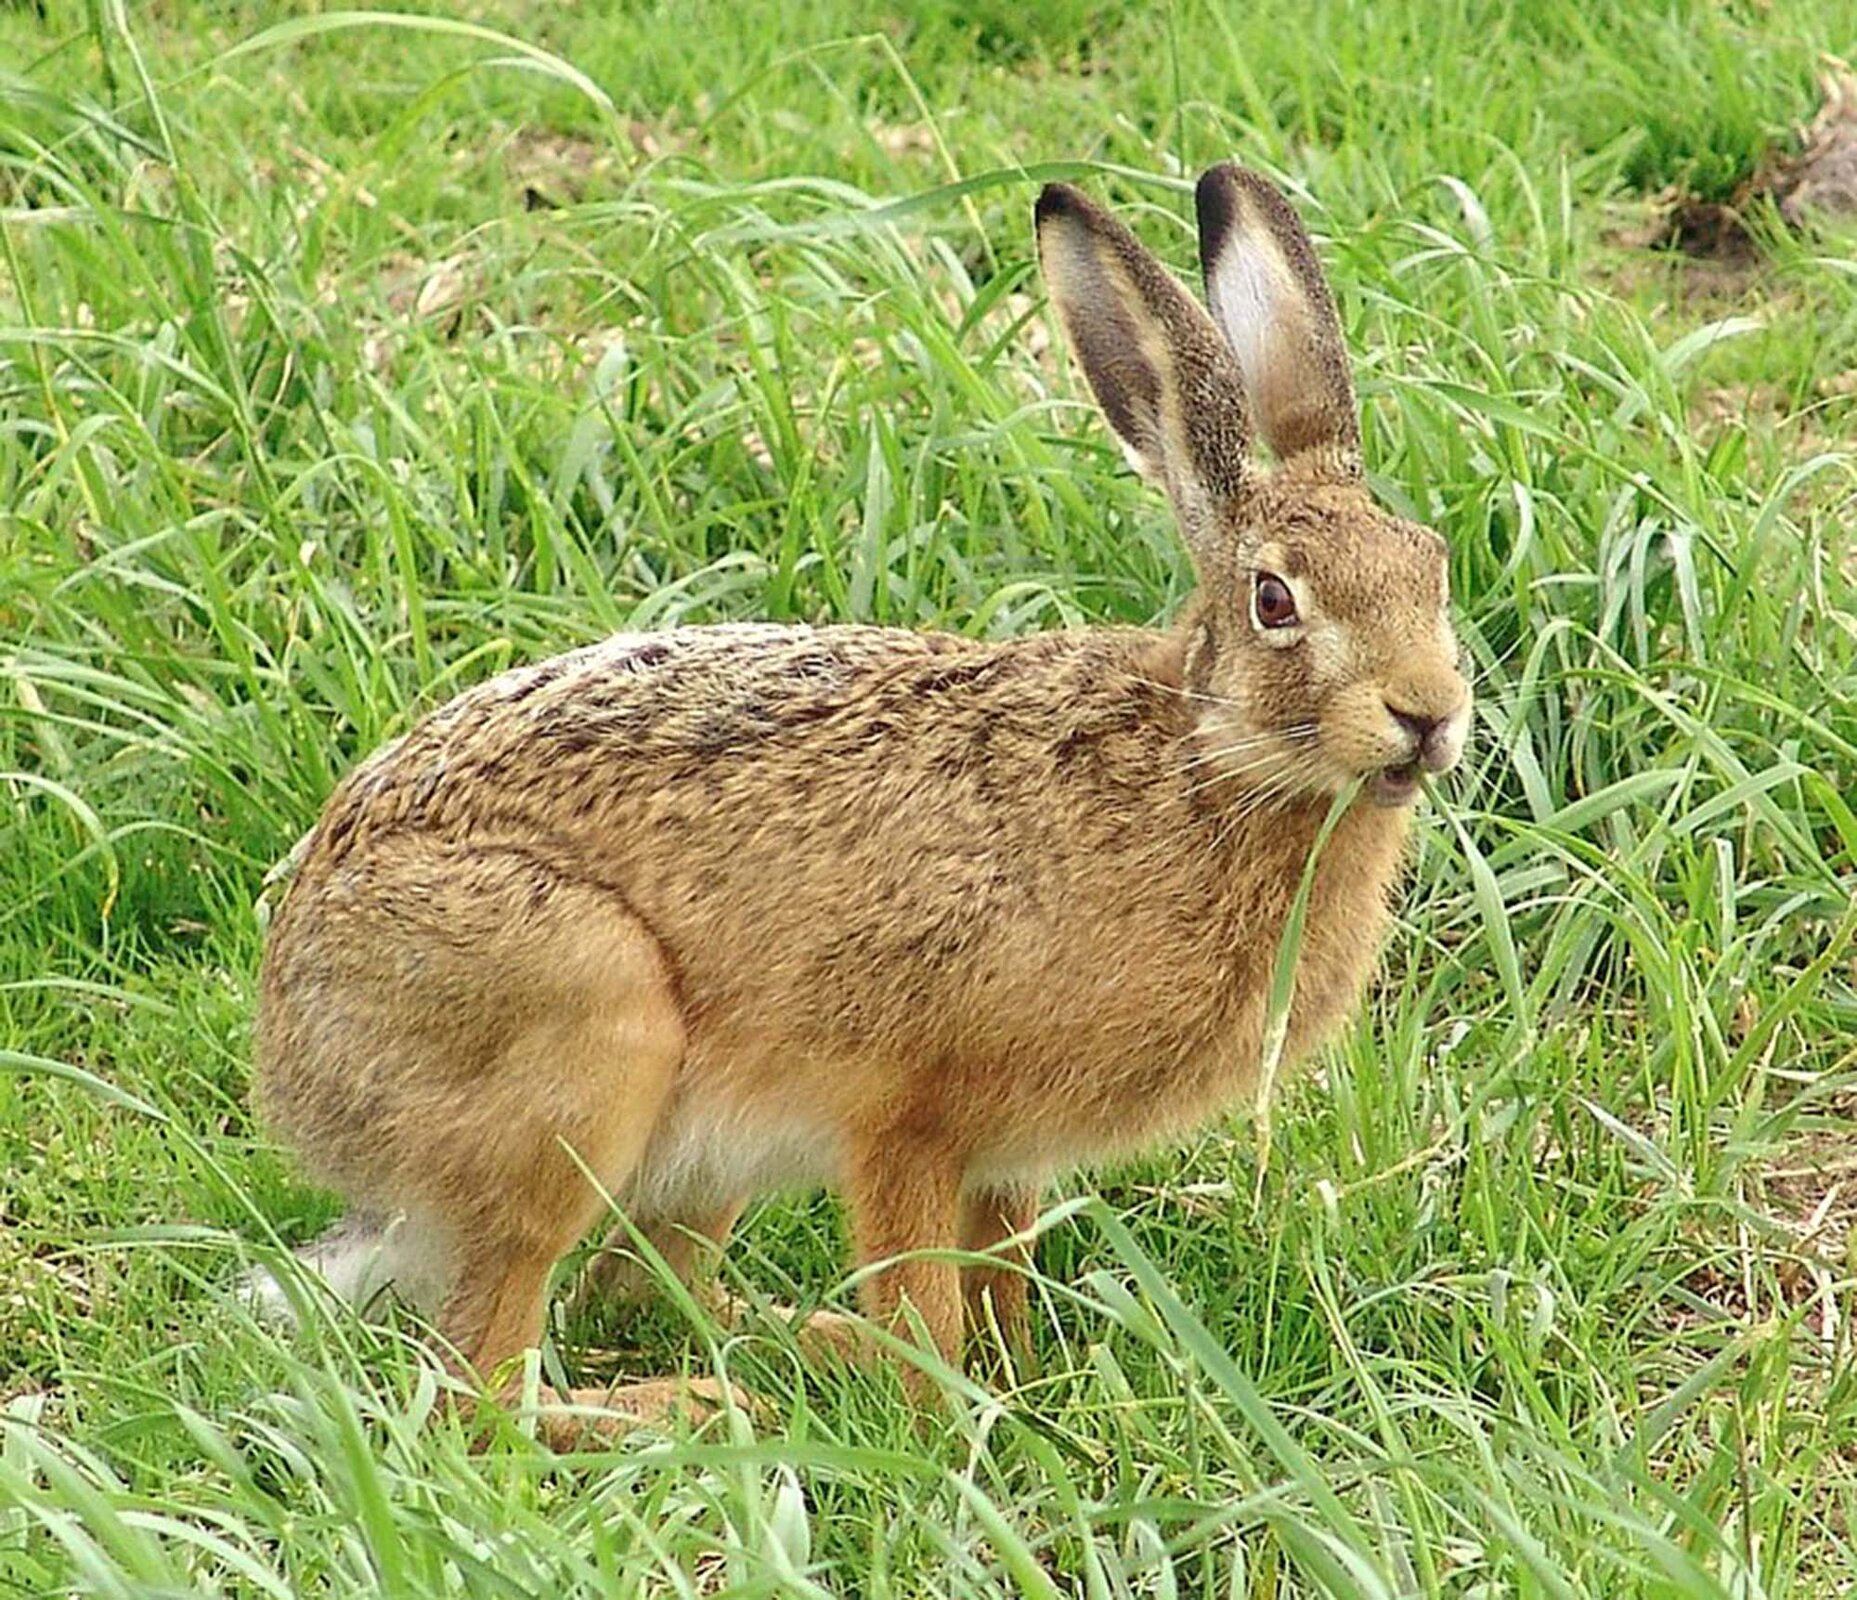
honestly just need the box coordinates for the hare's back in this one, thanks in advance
[328,621,1123,842]
[487,622,986,766]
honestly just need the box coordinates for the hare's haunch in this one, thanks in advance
[250,166,1471,1438]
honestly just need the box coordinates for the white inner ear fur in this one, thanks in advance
[1041,224,1172,478]
[1205,236,1301,398]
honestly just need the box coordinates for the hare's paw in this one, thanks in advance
[530,1376,748,1451]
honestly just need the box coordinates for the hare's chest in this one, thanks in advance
[1070,849,1402,1139]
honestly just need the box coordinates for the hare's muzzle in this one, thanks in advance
[1371,694,1469,805]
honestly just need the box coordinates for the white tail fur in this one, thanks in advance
[241,1210,455,1326]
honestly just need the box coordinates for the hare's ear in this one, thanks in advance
[1194,164,1360,473]
[1035,182,1251,569]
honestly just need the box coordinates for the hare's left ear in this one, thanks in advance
[1035,181,1254,579]
[1195,164,1360,473]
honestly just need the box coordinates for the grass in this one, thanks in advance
[3,0,1856,1591]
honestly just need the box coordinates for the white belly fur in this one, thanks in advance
[623,1094,843,1220]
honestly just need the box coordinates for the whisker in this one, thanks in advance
[1181,732,1315,775]
[1178,732,1324,802]
[1211,749,1325,849]
[1179,720,1319,759]
[1179,729,1286,757]
[1181,757,1290,802]
[1176,723,1319,776]
[1121,673,1330,732]
[1120,672,1247,711]
[1178,737,1296,774]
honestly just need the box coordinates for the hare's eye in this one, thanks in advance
[1252,572,1299,631]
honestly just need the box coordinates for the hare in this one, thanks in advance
[250,164,1470,1438]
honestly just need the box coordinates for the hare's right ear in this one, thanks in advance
[1194,164,1360,473]
[1035,183,1252,572]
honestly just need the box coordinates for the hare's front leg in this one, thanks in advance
[843,1130,965,1382]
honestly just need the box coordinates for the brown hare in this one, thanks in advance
[249,164,1471,1441]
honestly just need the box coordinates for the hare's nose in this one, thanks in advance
[1385,703,1453,769]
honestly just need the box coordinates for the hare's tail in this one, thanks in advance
[241,1210,454,1327]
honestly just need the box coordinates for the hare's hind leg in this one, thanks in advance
[577,1200,747,1315]
[265,840,725,1443]
[960,1182,1040,1369]
[402,864,736,1442]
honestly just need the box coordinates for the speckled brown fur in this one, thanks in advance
[251,165,1472,1436]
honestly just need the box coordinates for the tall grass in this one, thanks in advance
[3,0,1855,1591]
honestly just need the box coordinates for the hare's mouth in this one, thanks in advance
[1369,761,1421,807]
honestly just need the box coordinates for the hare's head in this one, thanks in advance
[1036,165,1471,807]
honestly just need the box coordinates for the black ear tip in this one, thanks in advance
[1194,163,1236,199]
[1194,165,1240,247]
[1035,182,1085,227]
[1201,163,1309,230]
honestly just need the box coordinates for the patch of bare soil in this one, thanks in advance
[498,113,701,210]
[352,251,482,374]
[1779,64,1857,227]
[503,128,623,210]
[1751,1123,1857,1340]
[1652,62,1857,262]
[1669,1082,1857,1365]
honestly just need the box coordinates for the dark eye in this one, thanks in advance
[1252,571,1299,631]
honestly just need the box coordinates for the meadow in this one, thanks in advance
[3,1,1856,1592]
